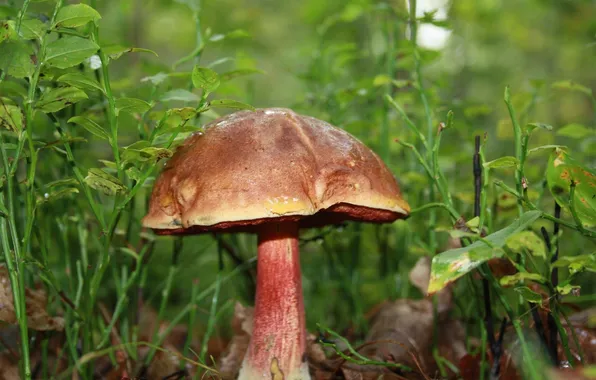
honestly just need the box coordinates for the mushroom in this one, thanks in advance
[142,108,410,379]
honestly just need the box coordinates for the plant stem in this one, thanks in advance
[474,135,499,376]
[504,86,524,216]
[0,133,30,378]
[409,0,437,253]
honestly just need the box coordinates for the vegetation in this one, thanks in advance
[0,0,595,378]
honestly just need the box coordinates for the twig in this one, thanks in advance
[474,136,482,218]
[490,317,508,378]
[475,135,498,376]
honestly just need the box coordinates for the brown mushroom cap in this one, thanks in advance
[142,108,410,234]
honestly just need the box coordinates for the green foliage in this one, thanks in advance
[84,168,127,195]
[44,36,99,69]
[0,40,34,77]
[192,66,220,95]
[0,104,24,133]
[114,97,152,115]
[0,0,595,378]
[67,116,110,140]
[428,211,542,294]
[36,87,88,113]
[57,72,105,94]
[547,148,596,227]
[54,4,101,28]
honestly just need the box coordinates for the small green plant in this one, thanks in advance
[0,0,258,377]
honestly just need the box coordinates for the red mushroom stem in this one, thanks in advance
[238,222,310,379]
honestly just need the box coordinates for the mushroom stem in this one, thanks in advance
[238,222,310,380]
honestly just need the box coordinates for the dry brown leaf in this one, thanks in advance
[407,256,452,313]
[341,367,364,380]
[409,257,431,295]
[0,265,64,331]
[357,257,465,379]
[146,346,183,379]
[363,299,434,371]
[0,353,19,380]
[219,303,253,380]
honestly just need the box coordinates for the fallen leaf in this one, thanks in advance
[409,256,431,294]
[0,265,64,331]
[0,353,19,380]
[146,347,184,379]
[219,303,252,379]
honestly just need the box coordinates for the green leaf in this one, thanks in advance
[0,21,16,42]
[161,89,200,103]
[36,87,88,113]
[84,168,126,195]
[54,4,101,28]
[505,231,546,258]
[500,272,545,286]
[45,36,99,69]
[125,166,142,182]
[524,122,553,135]
[102,45,158,61]
[114,97,152,115]
[68,116,109,140]
[19,18,47,40]
[465,216,480,230]
[442,229,480,240]
[552,80,592,96]
[38,187,79,204]
[0,40,35,78]
[0,104,24,133]
[121,144,173,165]
[428,211,542,294]
[209,99,255,111]
[527,145,567,156]
[192,66,220,95]
[44,178,79,189]
[557,284,581,295]
[514,286,543,303]
[483,156,518,169]
[547,148,596,227]
[556,123,594,139]
[57,72,105,94]
[167,107,197,121]
[553,253,596,274]
[99,160,117,170]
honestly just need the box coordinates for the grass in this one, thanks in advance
[0,0,595,378]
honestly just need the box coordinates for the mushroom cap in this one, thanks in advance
[142,108,410,234]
